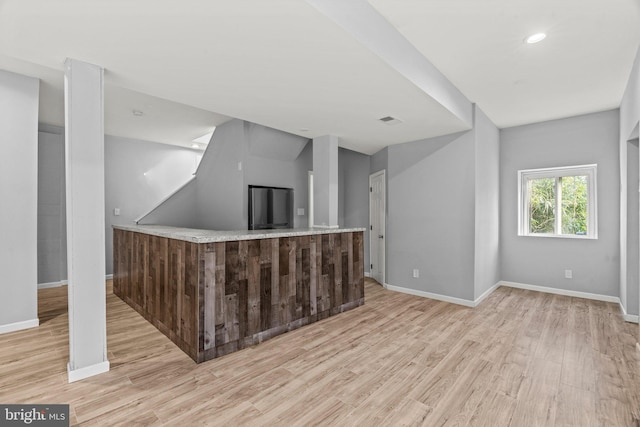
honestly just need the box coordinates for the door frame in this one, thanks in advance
[369,170,386,284]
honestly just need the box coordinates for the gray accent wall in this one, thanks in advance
[36,129,201,281]
[105,136,200,274]
[38,130,67,284]
[387,130,477,300]
[194,119,246,230]
[379,105,500,302]
[244,123,312,230]
[138,178,198,229]
[0,70,39,330]
[339,147,371,272]
[141,119,313,231]
[500,110,620,297]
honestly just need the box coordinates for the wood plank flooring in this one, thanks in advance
[1,279,639,426]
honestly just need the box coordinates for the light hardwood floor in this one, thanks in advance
[1,279,639,426]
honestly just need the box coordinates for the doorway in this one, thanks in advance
[369,170,386,285]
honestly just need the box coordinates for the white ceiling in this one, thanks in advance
[0,0,638,154]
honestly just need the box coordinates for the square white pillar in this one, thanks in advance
[64,58,109,382]
[312,135,339,228]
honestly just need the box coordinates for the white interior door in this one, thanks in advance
[369,170,386,284]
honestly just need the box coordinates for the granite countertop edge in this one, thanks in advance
[113,224,367,243]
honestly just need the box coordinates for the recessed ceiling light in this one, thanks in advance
[132,110,144,117]
[192,129,215,144]
[525,33,546,44]
[191,143,200,149]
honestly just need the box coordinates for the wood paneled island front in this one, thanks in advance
[113,225,365,363]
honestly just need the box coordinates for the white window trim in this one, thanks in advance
[518,164,598,239]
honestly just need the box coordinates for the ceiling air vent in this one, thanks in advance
[378,116,403,125]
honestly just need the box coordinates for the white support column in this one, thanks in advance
[312,135,339,228]
[64,58,109,382]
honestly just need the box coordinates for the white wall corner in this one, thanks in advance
[67,360,110,383]
[474,282,501,307]
[0,318,39,335]
[619,302,639,324]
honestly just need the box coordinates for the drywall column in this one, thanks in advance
[313,135,339,227]
[64,58,109,382]
[0,70,39,334]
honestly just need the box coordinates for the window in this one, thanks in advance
[518,164,597,239]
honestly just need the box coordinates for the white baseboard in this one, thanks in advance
[383,283,476,307]
[499,281,620,303]
[364,272,371,278]
[38,280,68,289]
[381,279,631,314]
[474,282,502,306]
[0,318,39,335]
[619,302,639,324]
[38,275,113,289]
[68,360,110,383]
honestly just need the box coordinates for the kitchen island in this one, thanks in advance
[113,225,365,362]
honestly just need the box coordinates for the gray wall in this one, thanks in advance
[37,128,201,281]
[194,119,246,230]
[0,70,39,330]
[473,106,501,298]
[387,130,477,300]
[142,119,313,231]
[500,110,620,297]
[244,122,312,229]
[138,178,198,229]
[38,130,67,284]
[339,147,371,272]
[105,135,200,273]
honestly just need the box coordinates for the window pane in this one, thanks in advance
[561,175,588,235]
[529,177,555,234]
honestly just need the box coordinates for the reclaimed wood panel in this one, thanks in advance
[113,229,365,363]
[114,230,200,360]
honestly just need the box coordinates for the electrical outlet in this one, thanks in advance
[413,269,419,278]
[297,208,305,216]
[114,208,120,216]
[565,269,572,279]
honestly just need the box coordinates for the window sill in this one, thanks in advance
[517,233,598,240]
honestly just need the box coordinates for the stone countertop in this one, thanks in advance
[113,224,367,244]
